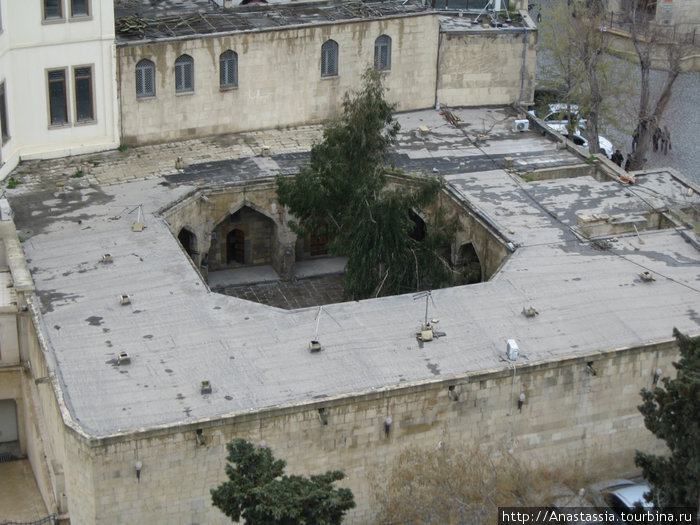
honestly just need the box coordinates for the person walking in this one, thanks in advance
[611,149,623,167]
[661,126,671,155]
[652,125,661,152]
[624,153,632,171]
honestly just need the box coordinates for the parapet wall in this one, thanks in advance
[58,338,676,524]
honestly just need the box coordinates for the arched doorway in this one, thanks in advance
[178,228,197,259]
[227,229,245,264]
[0,399,19,458]
[408,209,426,241]
[457,243,483,284]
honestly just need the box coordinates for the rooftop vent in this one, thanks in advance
[101,253,113,263]
[640,271,656,282]
[117,351,131,365]
[200,380,212,394]
[309,340,322,352]
[119,294,131,305]
[506,339,520,361]
[522,306,538,317]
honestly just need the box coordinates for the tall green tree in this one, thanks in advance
[276,69,453,300]
[634,329,700,510]
[211,438,355,525]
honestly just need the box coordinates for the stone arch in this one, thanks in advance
[210,205,276,270]
[177,227,198,260]
[456,242,483,284]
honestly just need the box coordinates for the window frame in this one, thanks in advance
[219,50,238,90]
[321,40,339,78]
[73,65,94,124]
[43,0,64,22]
[70,0,90,19]
[135,59,156,99]
[47,68,69,127]
[374,35,392,72]
[0,82,9,144]
[175,54,194,94]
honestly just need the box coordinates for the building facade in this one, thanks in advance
[0,0,119,180]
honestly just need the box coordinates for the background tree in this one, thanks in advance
[634,329,700,510]
[211,438,355,525]
[371,444,584,525]
[276,69,454,300]
[627,8,691,170]
[538,1,630,147]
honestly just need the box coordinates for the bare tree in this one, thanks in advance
[628,9,690,170]
[370,443,586,525]
[539,1,631,152]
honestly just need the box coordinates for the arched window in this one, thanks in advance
[175,54,194,93]
[135,59,155,98]
[374,35,391,71]
[220,50,238,89]
[321,40,338,78]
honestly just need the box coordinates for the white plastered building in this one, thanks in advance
[0,0,119,180]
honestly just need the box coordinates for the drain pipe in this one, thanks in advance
[434,30,443,109]
[518,28,528,107]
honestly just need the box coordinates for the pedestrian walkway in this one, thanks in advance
[0,460,49,523]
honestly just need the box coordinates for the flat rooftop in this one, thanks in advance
[9,107,700,437]
[113,0,529,43]
[115,0,432,43]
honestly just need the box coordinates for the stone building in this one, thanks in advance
[114,0,537,145]
[4,105,700,523]
[2,1,699,524]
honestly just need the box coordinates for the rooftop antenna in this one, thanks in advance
[129,204,144,232]
[413,290,438,342]
[309,306,342,352]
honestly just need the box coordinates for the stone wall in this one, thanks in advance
[117,14,439,146]
[437,28,537,107]
[51,339,675,524]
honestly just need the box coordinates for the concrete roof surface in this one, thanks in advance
[10,107,700,437]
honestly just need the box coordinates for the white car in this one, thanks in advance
[604,483,653,523]
[529,103,588,129]
[549,123,614,158]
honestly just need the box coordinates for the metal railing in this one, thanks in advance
[1,515,58,525]
[605,10,699,46]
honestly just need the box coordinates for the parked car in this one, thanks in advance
[605,483,653,517]
[588,479,653,525]
[529,103,588,130]
[549,123,614,158]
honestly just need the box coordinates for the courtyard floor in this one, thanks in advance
[213,274,346,310]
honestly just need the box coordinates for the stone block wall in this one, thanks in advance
[437,28,537,107]
[56,339,676,524]
[117,14,439,146]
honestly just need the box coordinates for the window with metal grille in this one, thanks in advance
[135,59,155,98]
[321,40,338,78]
[220,50,238,89]
[44,0,62,19]
[175,54,194,93]
[74,67,93,122]
[71,0,88,17]
[0,83,9,144]
[374,35,392,71]
[48,69,68,126]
